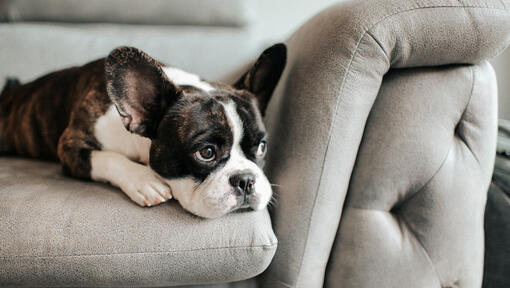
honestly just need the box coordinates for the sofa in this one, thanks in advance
[1,0,509,287]
[483,120,510,288]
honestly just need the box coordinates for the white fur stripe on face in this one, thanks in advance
[222,101,244,155]
[163,67,214,92]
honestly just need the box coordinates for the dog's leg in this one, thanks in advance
[90,151,172,207]
[58,128,171,207]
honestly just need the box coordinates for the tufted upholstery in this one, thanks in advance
[325,63,497,287]
[262,0,509,287]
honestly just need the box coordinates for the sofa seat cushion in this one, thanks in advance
[0,158,277,287]
[0,0,254,27]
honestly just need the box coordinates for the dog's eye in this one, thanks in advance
[195,146,216,162]
[256,141,267,158]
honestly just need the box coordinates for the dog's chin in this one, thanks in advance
[181,190,272,219]
[165,177,272,219]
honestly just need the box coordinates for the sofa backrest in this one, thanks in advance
[0,0,254,27]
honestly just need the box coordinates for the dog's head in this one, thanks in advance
[105,44,286,218]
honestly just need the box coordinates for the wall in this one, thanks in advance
[253,0,338,47]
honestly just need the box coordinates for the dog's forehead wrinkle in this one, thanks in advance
[250,98,266,131]
[229,96,267,140]
[168,96,233,146]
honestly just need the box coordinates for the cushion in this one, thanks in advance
[0,23,259,85]
[0,157,277,287]
[0,0,255,27]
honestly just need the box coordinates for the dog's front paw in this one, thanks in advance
[119,168,172,207]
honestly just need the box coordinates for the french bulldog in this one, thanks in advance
[0,44,286,218]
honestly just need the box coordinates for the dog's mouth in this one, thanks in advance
[229,195,254,215]
[230,194,252,212]
[241,194,251,207]
[164,166,272,218]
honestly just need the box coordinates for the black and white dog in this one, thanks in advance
[0,44,286,218]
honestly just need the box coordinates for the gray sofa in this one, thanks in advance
[1,0,509,287]
[484,120,510,288]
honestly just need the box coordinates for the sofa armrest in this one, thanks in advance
[262,0,510,287]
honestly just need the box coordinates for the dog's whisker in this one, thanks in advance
[266,193,278,208]
[267,198,277,208]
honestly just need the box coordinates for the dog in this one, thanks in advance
[0,44,286,218]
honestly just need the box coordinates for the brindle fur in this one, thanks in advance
[0,59,109,178]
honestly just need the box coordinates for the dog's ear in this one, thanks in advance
[234,43,286,115]
[105,46,181,138]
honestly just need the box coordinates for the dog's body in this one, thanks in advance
[0,45,286,218]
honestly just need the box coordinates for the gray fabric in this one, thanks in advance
[496,119,510,154]
[484,168,510,287]
[0,23,260,85]
[261,0,509,287]
[325,63,496,287]
[483,125,510,287]
[186,279,257,288]
[0,0,254,27]
[0,158,277,287]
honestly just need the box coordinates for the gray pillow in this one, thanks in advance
[0,0,254,27]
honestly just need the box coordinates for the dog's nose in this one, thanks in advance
[229,172,255,195]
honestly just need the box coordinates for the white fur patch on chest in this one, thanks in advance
[94,105,151,164]
[163,67,214,92]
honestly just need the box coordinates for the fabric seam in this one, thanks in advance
[456,65,482,166]
[0,243,277,259]
[397,212,446,286]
